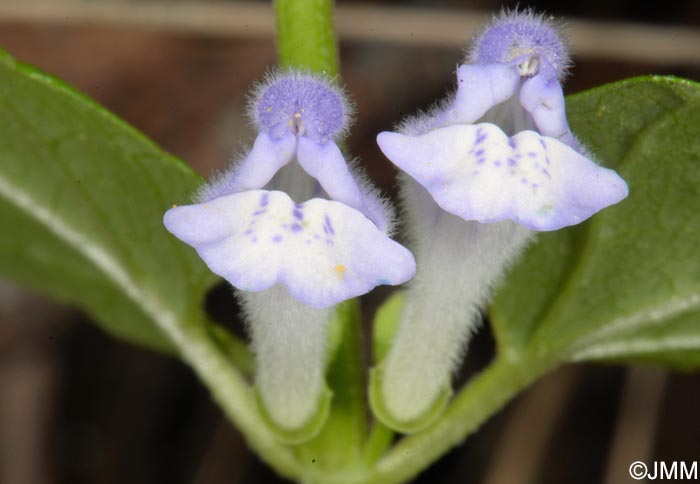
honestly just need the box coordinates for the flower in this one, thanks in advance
[369,11,628,432]
[163,71,415,439]
[165,71,415,309]
[199,71,390,232]
[377,12,628,230]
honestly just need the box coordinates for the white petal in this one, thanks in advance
[164,190,415,307]
[378,124,628,231]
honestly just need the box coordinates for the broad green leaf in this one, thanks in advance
[491,76,700,369]
[0,49,218,351]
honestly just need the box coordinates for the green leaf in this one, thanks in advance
[372,292,404,363]
[0,49,218,352]
[491,76,700,369]
[0,48,301,481]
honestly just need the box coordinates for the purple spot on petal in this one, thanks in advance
[527,152,537,158]
[477,158,486,165]
[475,128,487,145]
[324,214,335,235]
[539,138,547,149]
[291,223,303,233]
[293,209,304,220]
[508,138,517,149]
[494,160,502,167]
[253,209,265,216]
[260,193,269,207]
[244,229,253,235]
[252,237,258,243]
[475,149,485,157]
[542,169,551,178]
[272,235,283,243]
[520,177,528,185]
[508,158,518,167]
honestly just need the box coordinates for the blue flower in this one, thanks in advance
[369,12,627,433]
[377,11,628,230]
[163,71,415,438]
[165,71,415,309]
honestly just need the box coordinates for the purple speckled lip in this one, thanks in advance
[163,190,416,308]
[377,123,628,231]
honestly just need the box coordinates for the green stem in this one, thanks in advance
[157,309,304,481]
[274,0,339,76]
[367,355,554,484]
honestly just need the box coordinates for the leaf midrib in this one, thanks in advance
[0,169,186,346]
[0,50,216,347]
[570,334,700,361]
[567,290,700,356]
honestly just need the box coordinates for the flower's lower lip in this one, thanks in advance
[378,123,628,231]
[164,189,415,308]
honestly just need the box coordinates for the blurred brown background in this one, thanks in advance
[1,1,699,483]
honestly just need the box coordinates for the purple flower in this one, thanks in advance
[377,11,628,230]
[200,71,390,232]
[164,71,414,309]
[163,72,415,437]
[369,12,627,433]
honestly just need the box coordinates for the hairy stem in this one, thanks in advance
[369,354,553,484]
[154,309,304,480]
